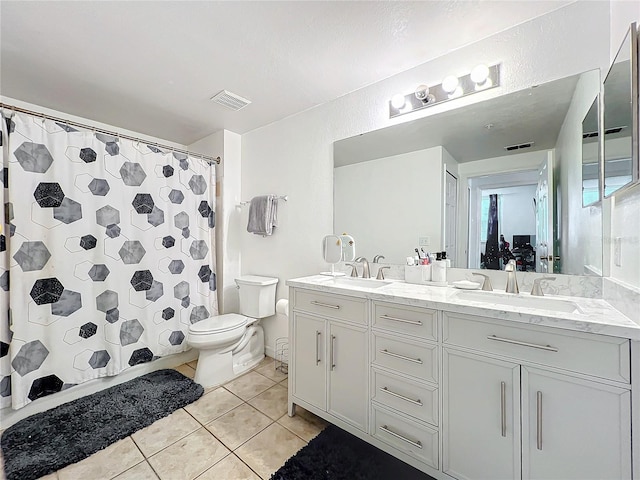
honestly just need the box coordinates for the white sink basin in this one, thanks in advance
[330,277,392,289]
[454,290,582,314]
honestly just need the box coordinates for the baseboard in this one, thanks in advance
[0,349,198,430]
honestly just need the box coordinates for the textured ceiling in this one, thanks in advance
[0,1,572,144]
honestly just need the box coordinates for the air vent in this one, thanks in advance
[604,126,626,135]
[504,141,534,151]
[582,131,599,138]
[210,90,251,111]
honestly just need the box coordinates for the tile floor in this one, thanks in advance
[0,358,328,480]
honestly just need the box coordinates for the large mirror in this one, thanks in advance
[334,69,603,276]
[603,22,638,197]
[582,95,600,207]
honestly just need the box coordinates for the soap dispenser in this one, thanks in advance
[432,252,447,283]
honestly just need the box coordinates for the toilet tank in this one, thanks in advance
[235,275,279,318]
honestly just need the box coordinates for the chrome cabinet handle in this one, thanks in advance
[500,381,506,437]
[380,349,423,364]
[537,391,543,450]
[487,335,558,352]
[380,387,422,406]
[379,314,422,326]
[311,300,340,310]
[330,335,336,370]
[315,331,321,365]
[379,425,422,449]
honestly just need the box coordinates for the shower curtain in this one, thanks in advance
[0,111,218,409]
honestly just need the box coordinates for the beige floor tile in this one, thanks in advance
[148,428,230,480]
[113,460,159,480]
[187,360,198,369]
[277,407,328,442]
[38,474,58,480]
[184,387,243,424]
[247,384,288,421]
[196,454,260,480]
[174,364,196,379]
[279,378,288,388]
[57,437,144,480]
[224,371,275,401]
[205,403,272,450]
[254,362,288,383]
[254,356,271,369]
[235,423,305,479]
[132,408,200,457]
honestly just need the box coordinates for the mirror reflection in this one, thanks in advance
[334,69,602,276]
[603,23,638,197]
[582,96,600,207]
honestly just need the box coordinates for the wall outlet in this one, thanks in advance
[614,237,622,267]
[419,237,431,246]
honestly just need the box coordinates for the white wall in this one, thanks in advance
[334,147,444,264]
[555,69,603,275]
[188,130,242,313]
[241,2,612,349]
[483,185,537,248]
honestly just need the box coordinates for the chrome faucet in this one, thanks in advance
[355,257,371,278]
[346,263,359,277]
[372,255,385,263]
[505,259,519,294]
[472,273,493,291]
[531,276,556,296]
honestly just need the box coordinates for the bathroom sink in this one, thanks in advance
[453,290,582,314]
[330,277,392,289]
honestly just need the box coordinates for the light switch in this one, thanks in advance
[419,237,431,246]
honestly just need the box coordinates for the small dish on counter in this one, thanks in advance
[452,280,482,290]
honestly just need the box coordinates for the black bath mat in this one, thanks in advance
[1,368,203,480]
[271,424,435,480]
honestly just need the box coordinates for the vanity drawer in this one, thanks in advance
[293,289,367,325]
[371,368,438,426]
[372,302,437,341]
[372,333,438,384]
[442,312,630,383]
[372,405,439,470]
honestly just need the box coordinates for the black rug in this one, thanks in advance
[271,424,436,480]
[1,369,203,480]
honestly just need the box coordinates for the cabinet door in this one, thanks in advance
[443,349,521,480]
[522,367,631,480]
[292,313,326,410]
[327,321,368,431]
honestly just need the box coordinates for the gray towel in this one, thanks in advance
[247,195,278,235]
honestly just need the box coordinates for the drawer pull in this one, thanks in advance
[379,425,423,449]
[487,335,559,352]
[380,349,423,364]
[310,300,340,310]
[380,387,423,406]
[379,314,422,326]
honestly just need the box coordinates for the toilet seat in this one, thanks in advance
[189,313,248,335]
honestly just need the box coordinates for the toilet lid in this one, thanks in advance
[189,314,248,334]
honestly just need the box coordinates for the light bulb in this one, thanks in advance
[414,84,430,101]
[391,94,406,109]
[442,75,459,94]
[448,86,464,99]
[471,64,490,85]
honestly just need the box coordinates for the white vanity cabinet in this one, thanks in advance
[288,280,637,480]
[290,289,368,432]
[443,311,632,480]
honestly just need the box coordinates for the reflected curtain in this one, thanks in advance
[484,194,500,270]
[0,111,218,409]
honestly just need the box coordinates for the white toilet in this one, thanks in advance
[187,275,278,388]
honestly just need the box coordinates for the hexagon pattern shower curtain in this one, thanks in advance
[0,112,218,409]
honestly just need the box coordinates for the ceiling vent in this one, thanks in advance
[210,90,251,111]
[504,141,534,151]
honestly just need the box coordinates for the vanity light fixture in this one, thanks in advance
[389,63,501,118]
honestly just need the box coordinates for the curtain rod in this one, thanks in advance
[0,102,221,165]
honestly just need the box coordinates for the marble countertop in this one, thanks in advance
[286,275,640,340]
